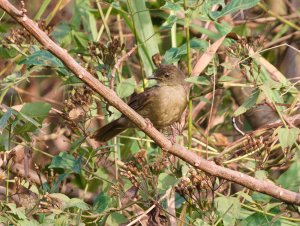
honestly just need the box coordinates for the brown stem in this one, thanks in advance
[1,0,300,205]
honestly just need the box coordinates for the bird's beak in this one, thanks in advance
[147,75,161,81]
[147,75,157,80]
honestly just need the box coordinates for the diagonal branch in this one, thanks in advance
[0,0,299,205]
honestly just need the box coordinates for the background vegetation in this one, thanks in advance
[0,0,300,225]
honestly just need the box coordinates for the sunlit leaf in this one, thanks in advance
[215,197,241,226]
[116,77,136,98]
[277,161,300,192]
[65,198,90,210]
[234,89,260,116]
[278,127,300,149]
[0,108,13,133]
[20,102,51,124]
[210,0,260,20]
[127,0,159,76]
[161,1,183,11]
[185,76,210,85]
[6,203,27,220]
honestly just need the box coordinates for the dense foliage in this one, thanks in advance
[0,0,300,225]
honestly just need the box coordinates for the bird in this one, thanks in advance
[93,64,188,142]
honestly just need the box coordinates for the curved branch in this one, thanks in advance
[0,0,299,205]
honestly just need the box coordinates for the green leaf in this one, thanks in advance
[20,102,51,124]
[0,45,19,58]
[98,214,110,226]
[65,198,90,210]
[94,192,109,213]
[88,11,97,41]
[277,161,300,192]
[48,193,89,211]
[19,50,70,76]
[234,89,260,116]
[12,102,51,135]
[19,50,64,68]
[49,193,70,203]
[251,192,271,202]
[215,21,232,35]
[6,203,27,220]
[236,191,255,203]
[111,2,122,10]
[219,75,235,82]
[51,23,73,46]
[0,108,13,133]
[255,170,268,180]
[210,0,259,20]
[54,215,68,225]
[50,173,69,193]
[164,48,178,64]
[63,75,83,85]
[277,127,300,149]
[160,15,179,30]
[164,38,208,63]
[70,135,86,151]
[161,1,183,11]
[108,212,128,225]
[158,173,178,194]
[127,0,159,76]
[18,219,40,226]
[49,152,82,174]
[194,219,210,226]
[0,216,9,223]
[72,31,89,48]
[18,112,41,128]
[185,76,210,85]
[215,197,241,226]
[34,0,51,20]
[242,212,281,226]
[116,77,136,98]
[2,72,20,84]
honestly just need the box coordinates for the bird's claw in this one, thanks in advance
[170,125,178,144]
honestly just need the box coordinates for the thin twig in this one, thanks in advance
[110,45,137,89]
[234,14,300,25]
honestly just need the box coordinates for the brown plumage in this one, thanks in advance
[93,64,188,142]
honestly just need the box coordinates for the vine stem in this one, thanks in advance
[184,0,193,150]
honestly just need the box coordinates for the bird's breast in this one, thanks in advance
[142,85,187,128]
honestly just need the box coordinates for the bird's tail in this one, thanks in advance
[92,119,127,142]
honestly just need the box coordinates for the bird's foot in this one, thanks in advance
[145,118,153,128]
[170,125,178,144]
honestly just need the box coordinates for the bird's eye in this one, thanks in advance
[164,73,170,78]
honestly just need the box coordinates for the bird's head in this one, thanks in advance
[148,65,185,86]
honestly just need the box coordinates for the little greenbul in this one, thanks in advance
[93,64,188,142]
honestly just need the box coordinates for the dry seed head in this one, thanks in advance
[0,170,6,181]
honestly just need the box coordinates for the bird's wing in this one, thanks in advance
[127,86,158,112]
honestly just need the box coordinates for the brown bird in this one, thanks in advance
[93,64,188,142]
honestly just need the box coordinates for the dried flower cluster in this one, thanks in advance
[2,20,51,46]
[62,86,93,132]
[88,38,124,74]
[175,169,221,212]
